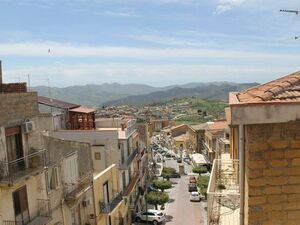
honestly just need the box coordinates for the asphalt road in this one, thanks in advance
[164,175,206,225]
[135,154,207,225]
[164,158,207,225]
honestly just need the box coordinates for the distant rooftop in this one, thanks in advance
[38,96,80,109]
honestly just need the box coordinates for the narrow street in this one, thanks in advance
[165,175,207,225]
[164,158,207,225]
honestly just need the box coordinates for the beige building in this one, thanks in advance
[203,120,228,163]
[49,117,142,225]
[43,136,95,225]
[93,164,127,225]
[0,73,52,224]
[208,71,300,225]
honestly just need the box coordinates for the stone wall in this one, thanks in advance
[43,135,93,178]
[245,121,300,225]
[1,82,27,93]
[0,92,39,126]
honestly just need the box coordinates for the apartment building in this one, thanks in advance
[190,123,208,154]
[43,136,95,225]
[93,164,126,225]
[49,117,142,225]
[203,120,228,163]
[208,71,300,225]
[0,65,52,225]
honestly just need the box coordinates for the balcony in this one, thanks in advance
[0,149,47,186]
[64,174,93,202]
[100,192,123,214]
[207,159,240,225]
[124,172,139,197]
[3,199,51,225]
[119,148,138,170]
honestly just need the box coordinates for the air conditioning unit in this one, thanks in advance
[82,198,91,207]
[22,121,35,133]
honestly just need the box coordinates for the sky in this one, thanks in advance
[0,0,300,87]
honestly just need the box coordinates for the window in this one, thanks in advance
[63,154,78,184]
[5,126,23,161]
[46,167,60,191]
[94,152,101,160]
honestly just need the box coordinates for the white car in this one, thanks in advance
[190,191,201,202]
[135,209,166,225]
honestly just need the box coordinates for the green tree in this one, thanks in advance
[146,192,169,210]
[192,166,208,175]
[197,175,209,199]
[153,180,172,192]
[161,167,176,180]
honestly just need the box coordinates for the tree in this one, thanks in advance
[161,167,176,180]
[197,175,209,199]
[146,192,169,210]
[153,180,172,192]
[192,166,208,175]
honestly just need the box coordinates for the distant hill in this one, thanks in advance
[103,82,259,106]
[32,82,259,107]
[32,83,168,106]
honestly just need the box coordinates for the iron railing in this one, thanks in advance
[3,199,51,225]
[207,159,240,225]
[0,149,47,184]
[119,148,138,170]
[100,192,123,214]
[64,174,93,200]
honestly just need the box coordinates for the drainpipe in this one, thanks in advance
[239,125,245,225]
[61,199,66,225]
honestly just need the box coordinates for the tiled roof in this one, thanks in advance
[236,71,300,103]
[207,120,228,130]
[38,96,80,109]
[69,106,96,114]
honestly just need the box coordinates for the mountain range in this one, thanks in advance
[32,82,259,107]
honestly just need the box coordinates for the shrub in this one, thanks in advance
[193,166,208,174]
[153,180,172,192]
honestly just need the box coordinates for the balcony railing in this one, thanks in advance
[119,148,138,170]
[0,149,47,185]
[64,174,93,201]
[207,159,240,225]
[100,192,123,214]
[124,172,139,196]
[3,199,51,225]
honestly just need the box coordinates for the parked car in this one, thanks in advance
[190,191,201,202]
[165,153,172,158]
[135,209,166,225]
[169,172,181,178]
[189,176,197,183]
[177,158,182,163]
[188,183,198,192]
[147,185,159,193]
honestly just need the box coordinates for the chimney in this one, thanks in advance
[0,60,2,92]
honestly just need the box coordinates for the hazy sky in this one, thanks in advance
[1,0,300,87]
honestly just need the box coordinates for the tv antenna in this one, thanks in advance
[280,9,299,15]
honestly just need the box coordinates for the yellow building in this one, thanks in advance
[93,164,127,225]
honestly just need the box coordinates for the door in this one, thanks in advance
[6,127,24,174]
[103,181,110,204]
[13,186,30,224]
[71,204,81,225]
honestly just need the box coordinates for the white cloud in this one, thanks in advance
[215,0,245,14]
[0,41,300,63]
